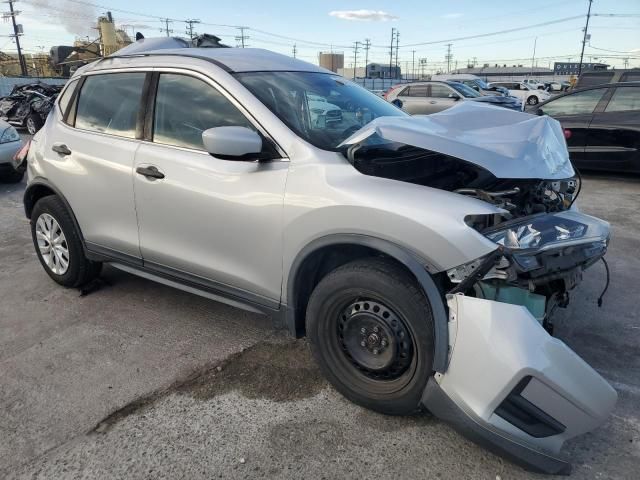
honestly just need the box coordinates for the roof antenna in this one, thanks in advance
[135,32,145,41]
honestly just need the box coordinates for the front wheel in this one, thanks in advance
[306,258,435,415]
[527,95,539,105]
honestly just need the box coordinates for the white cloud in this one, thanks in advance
[329,10,398,22]
[442,13,463,19]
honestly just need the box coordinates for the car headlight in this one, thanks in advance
[483,211,608,252]
[311,108,325,115]
[0,126,20,144]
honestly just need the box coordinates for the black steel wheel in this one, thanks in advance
[306,258,435,415]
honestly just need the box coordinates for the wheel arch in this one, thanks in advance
[285,234,450,373]
[24,178,89,256]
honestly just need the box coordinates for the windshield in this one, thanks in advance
[235,71,406,151]
[474,79,489,89]
[449,82,481,98]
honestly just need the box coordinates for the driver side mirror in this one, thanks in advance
[202,126,263,160]
[471,85,480,91]
[448,93,460,100]
[536,108,544,116]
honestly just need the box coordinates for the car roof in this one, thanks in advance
[85,46,332,75]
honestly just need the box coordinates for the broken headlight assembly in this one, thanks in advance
[482,211,609,272]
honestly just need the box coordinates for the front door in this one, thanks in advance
[133,72,288,306]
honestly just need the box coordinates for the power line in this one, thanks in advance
[401,15,584,47]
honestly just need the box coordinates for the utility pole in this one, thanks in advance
[420,58,427,79]
[472,56,477,67]
[352,41,360,80]
[235,27,249,48]
[5,0,27,76]
[530,36,537,77]
[160,18,173,37]
[445,43,453,73]
[394,30,400,79]
[578,0,593,77]
[185,19,200,40]
[292,44,297,58]
[411,50,415,80]
[363,38,370,78]
[389,27,396,80]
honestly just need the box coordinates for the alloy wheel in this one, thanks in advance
[35,213,70,275]
[26,117,37,135]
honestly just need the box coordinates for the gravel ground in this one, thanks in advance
[1,170,639,479]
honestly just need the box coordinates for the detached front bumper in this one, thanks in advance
[421,294,617,475]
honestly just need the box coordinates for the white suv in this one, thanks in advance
[18,39,616,474]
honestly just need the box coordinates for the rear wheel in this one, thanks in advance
[527,95,539,105]
[31,195,102,287]
[26,113,43,135]
[306,258,435,415]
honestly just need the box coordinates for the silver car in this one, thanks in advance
[0,119,24,183]
[386,81,522,114]
[19,40,615,475]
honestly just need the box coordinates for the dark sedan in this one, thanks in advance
[529,82,640,173]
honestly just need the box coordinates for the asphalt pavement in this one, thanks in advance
[1,171,639,479]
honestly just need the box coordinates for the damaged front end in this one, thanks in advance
[341,103,616,474]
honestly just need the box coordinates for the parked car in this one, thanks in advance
[385,81,521,114]
[0,82,62,134]
[530,82,640,172]
[489,81,551,105]
[0,119,24,182]
[576,68,640,88]
[522,78,545,90]
[308,94,343,126]
[544,81,570,92]
[18,41,616,475]
[430,73,509,96]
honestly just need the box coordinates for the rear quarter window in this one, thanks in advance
[57,78,79,117]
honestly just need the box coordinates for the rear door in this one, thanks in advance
[397,85,428,114]
[42,71,147,259]
[538,87,610,166]
[585,86,640,172]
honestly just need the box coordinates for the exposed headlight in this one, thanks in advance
[0,126,20,144]
[484,211,608,251]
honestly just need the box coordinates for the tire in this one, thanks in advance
[26,113,43,135]
[0,164,24,183]
[306,258,435,415]
[527,95,539,105]
[30,195,102,287]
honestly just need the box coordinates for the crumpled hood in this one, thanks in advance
[340,102,574,180]
[471,95,520,106]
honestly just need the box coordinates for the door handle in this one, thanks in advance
[52,143,71,155]
[429,101,437,104]
[136,165,165,180]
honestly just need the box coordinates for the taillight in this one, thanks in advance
[563,129,572,140]
[14,140,31,163]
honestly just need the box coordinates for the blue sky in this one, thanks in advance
[6,0,640,70]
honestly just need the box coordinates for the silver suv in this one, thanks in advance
[19,41,615,474]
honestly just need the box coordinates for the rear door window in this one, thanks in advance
[430,84,453,98]
[542,88,608,116]
[75,72,146,138]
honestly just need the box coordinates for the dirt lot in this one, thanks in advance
[1,172,639,479]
